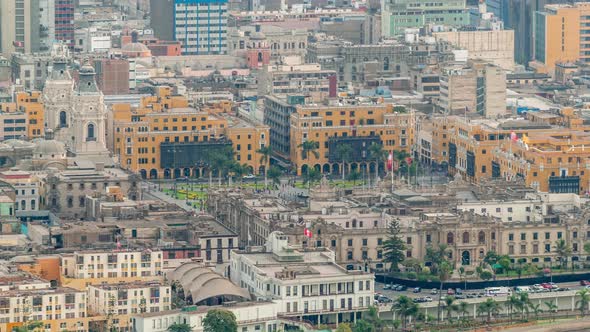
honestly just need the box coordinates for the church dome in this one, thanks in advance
[122,42,151,57]
[33,139,66,159]
[250,31,266,40]
[3,139,35,149]
[79,63,95,75]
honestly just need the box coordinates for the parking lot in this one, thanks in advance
[374,280,586,305]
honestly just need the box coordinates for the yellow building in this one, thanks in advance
[531,2,590,74]
[289,102,415,175]
[439,116,559,182]
[493,131,590,194]
[112,87,269,179]
[0,91,44,140]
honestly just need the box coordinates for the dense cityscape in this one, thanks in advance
[0,0,590,331]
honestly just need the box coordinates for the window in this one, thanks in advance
[406,237,412,244]
[447,232,454,244]
[545,244,551,253]
[520,233,526,241]
[545,232,550,240]
[533,232,538,240]
[462,232,469,243]
[508,233,514,241]
[347,239,353,246]
[362,238,368,246]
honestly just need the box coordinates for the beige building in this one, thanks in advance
[88,282,171,331]
[439,60,506,118]
[0,0,40,56]
[433,30,515,71]
[60,250,164,290]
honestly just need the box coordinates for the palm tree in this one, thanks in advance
[302,167,321,189]
[365,306,384,331]
[443,295,458,321]
[436,261,452,324]
[368,142,387,179]
[256,146,272,188]
[529,303,543,321]
[335,143,353,180]
[231,162,250,184]
[517,292,531,320]
[267,166,282,188]
[478,298,500,323]
[544,300,558,322]
[298,140,320,180]
[392,295,419,329]
[505,294,520,323]
[554,239,572,270]
[458,301,469,320]
[393,150,410,178]
[577,288,590,317]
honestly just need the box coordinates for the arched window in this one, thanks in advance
[258,52,263,62]
[59,111,67,128]
[463,232,470,244]
[384,57,390,71]
[87,123,95,141]
[31,199,36,210]
[478,231,485,244]
[447,232,454,244]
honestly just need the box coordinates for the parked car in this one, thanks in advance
[581,280,590,286]
[455,294,466,299]
[455,288,463,295]
[549,282,559,289]
[413,287,421,293]
[383,284,391,290]
[396,285,407,291]
[541,283,552,289]
[243,174,256,179]
[424,296,433,302]
[430,288,438,295]
[447,288,455,295]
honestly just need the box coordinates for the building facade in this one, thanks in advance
[0,0,40,56]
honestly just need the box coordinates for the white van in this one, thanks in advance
[515,286,531,293]
[485,287,512,296]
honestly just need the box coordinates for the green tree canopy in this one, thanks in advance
[203,309,237,332]
[168,323,193,332]
[382,218,406,272]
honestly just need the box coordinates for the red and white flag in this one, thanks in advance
[387,152,393,171]
[304,228,312,238]
[510,131,518,142]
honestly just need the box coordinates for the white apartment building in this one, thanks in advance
[0,171,41,214]
[0,286,87,332]
[174,0,228,55]
[131,302,282,332]
[230,232,374,327]
[61,250,164,287]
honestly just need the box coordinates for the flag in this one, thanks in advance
[510,131,518,142]
[13,41,24,47]
[406,157,413,165]
[387,152,393,171]
[304,228,312,238]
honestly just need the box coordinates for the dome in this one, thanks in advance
[0,143,12,151]
[250,31,266,40]
[122,42,151,57]
[3,139,35,149]
[79,63,95,75]
[33,139,66,158]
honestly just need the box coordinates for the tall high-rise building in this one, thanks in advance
[532,2,590,74]
[381,0,470,37]
[150,0,228,55]
[0,0,40,56]
[55,0,74,48]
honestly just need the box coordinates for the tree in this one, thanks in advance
[302,167,321,189]
[529,303,542,320]
[168,323,193,332]
[477,298,500,323]
[505,294,520,323]
[230,162,250,184]
[335,143,353,180]
[336,323,353,332]
[209,146,235,186]
[267,166,282,187]
[256,146,272,188]
[364,306,384,331]
[382,218,406,272]
[425,244,450,275]
[544,300,558,322]
[13,321,44,332]
[584,242,590,258]
[443,296,458,321]
[516,292,531,320]
[368,142,387,178]
[577,288,590,317]
[347,170,361,185]
[479,270,493,281]
[554,239,572,270]
[298,140,320,161]
[497,256,511,274]
[352,319,373,332]
[203,309,237,332]
[483,251,499,266]
[393,150,410,178]
[436,261,452,323]
[458,301,469,320]
[392,295,419,329]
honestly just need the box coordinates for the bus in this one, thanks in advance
[484,287,512,297]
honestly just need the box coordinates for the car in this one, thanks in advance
[581,280,590,286]
[455,294,466,299]
[585,285,590,290]
[447,288,455,295]
[379,296,393,303]
[549,282,559,289]
[243,174,256,179]
[430,288,438,295]
[466,293,476,299]
[424,296,433,302]
[541,283,552,289]
[396,285,407,291]
[391,284,400,290]
[455,288,463,295]
[383,284,391,290]
[413,287,421,293]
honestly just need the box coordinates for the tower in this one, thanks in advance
[43,55,74,133]
[70,63,109,156]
